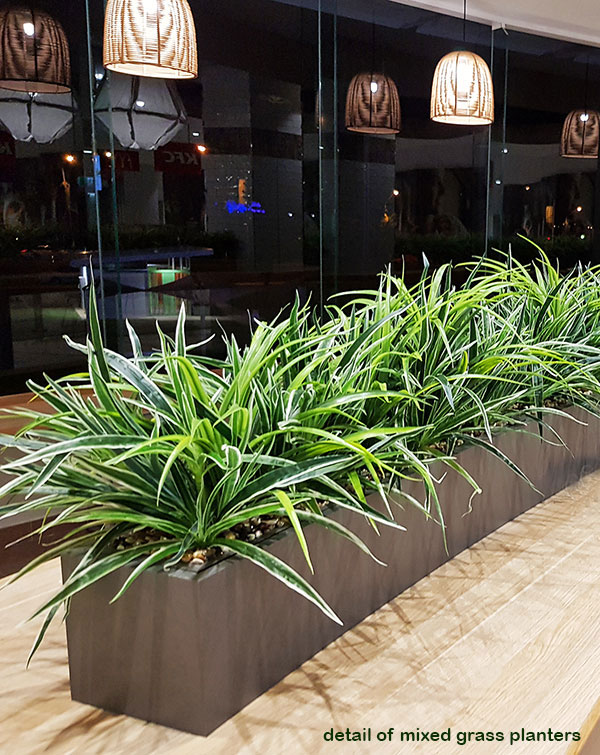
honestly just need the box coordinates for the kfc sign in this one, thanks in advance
[154,142,202,174]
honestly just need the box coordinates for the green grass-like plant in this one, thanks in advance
[3,246,600,661]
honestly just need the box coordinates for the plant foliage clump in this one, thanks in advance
[2,247,600,659]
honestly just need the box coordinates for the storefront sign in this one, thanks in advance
[0,131,16,180]
[154,142,202,174]
[115,151,140,172]
[226,200,265,215]
[101,150,140,177]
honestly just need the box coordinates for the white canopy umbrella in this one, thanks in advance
[0,90,75,143]
[95,71,187,151]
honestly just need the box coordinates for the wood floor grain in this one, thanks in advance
[2,471,600,755]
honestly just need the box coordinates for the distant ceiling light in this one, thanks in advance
[135,99,145,108]
[105,151,112,158]
[577,205,583,212]
[64,153,76,163]
[345,72,401,135]
[561,109,600,158]
[192,131,200,136]
[501,147,509,154]
[495,179,502,185]
[0,7,71,93]
[196,144,207,152]
[392,189,400,196]
[525,185,531,191]
[95,71,105,81]
[103,0,198,80]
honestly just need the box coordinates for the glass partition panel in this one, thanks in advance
[490,26,600,265]
[0,0,98,392]
[3,1,600,395]
[331,0,493,288]
[98,0,324,358]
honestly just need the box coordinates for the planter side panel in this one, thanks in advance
[63,410,600,735]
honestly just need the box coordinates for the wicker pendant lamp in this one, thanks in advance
[430,1,494,126]
[561,109,600,158]
[345,73,401,134]
[345,2,400,136]
[104,0,198,80]
[561,62,599,158]
[0,6,71,94]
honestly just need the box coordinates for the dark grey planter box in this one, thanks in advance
[61,408,600,736]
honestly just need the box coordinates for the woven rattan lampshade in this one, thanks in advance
[561,109,600,158]
[430,50,494,125]
[0,6,71,94]
[104,0,197,80]
[345,73,400,135]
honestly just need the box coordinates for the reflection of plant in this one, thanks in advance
[0,224,87,257]
[394,234,593,268]
[0,225,238,259]
[4,245,600,661]
[109,226,239,258]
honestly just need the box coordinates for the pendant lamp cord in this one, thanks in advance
[584,56,590,115]
[371,1,375,78]
[463,0,467,44]
[370,0,375,126]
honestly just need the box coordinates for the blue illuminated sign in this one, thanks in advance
[93,154,102,192]
[226,200,265,215]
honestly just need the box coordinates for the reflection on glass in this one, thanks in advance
[490,27,600,265]
[3,1,600,394]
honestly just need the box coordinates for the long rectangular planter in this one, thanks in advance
[61,407,600,736]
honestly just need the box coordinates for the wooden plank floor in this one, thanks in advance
[2,471,600,755]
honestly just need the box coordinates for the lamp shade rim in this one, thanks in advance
[560,152,598,159]
[105,62,197,80]
[431,114,493,126]
[0,79,71,94]
[347,125,400,135]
